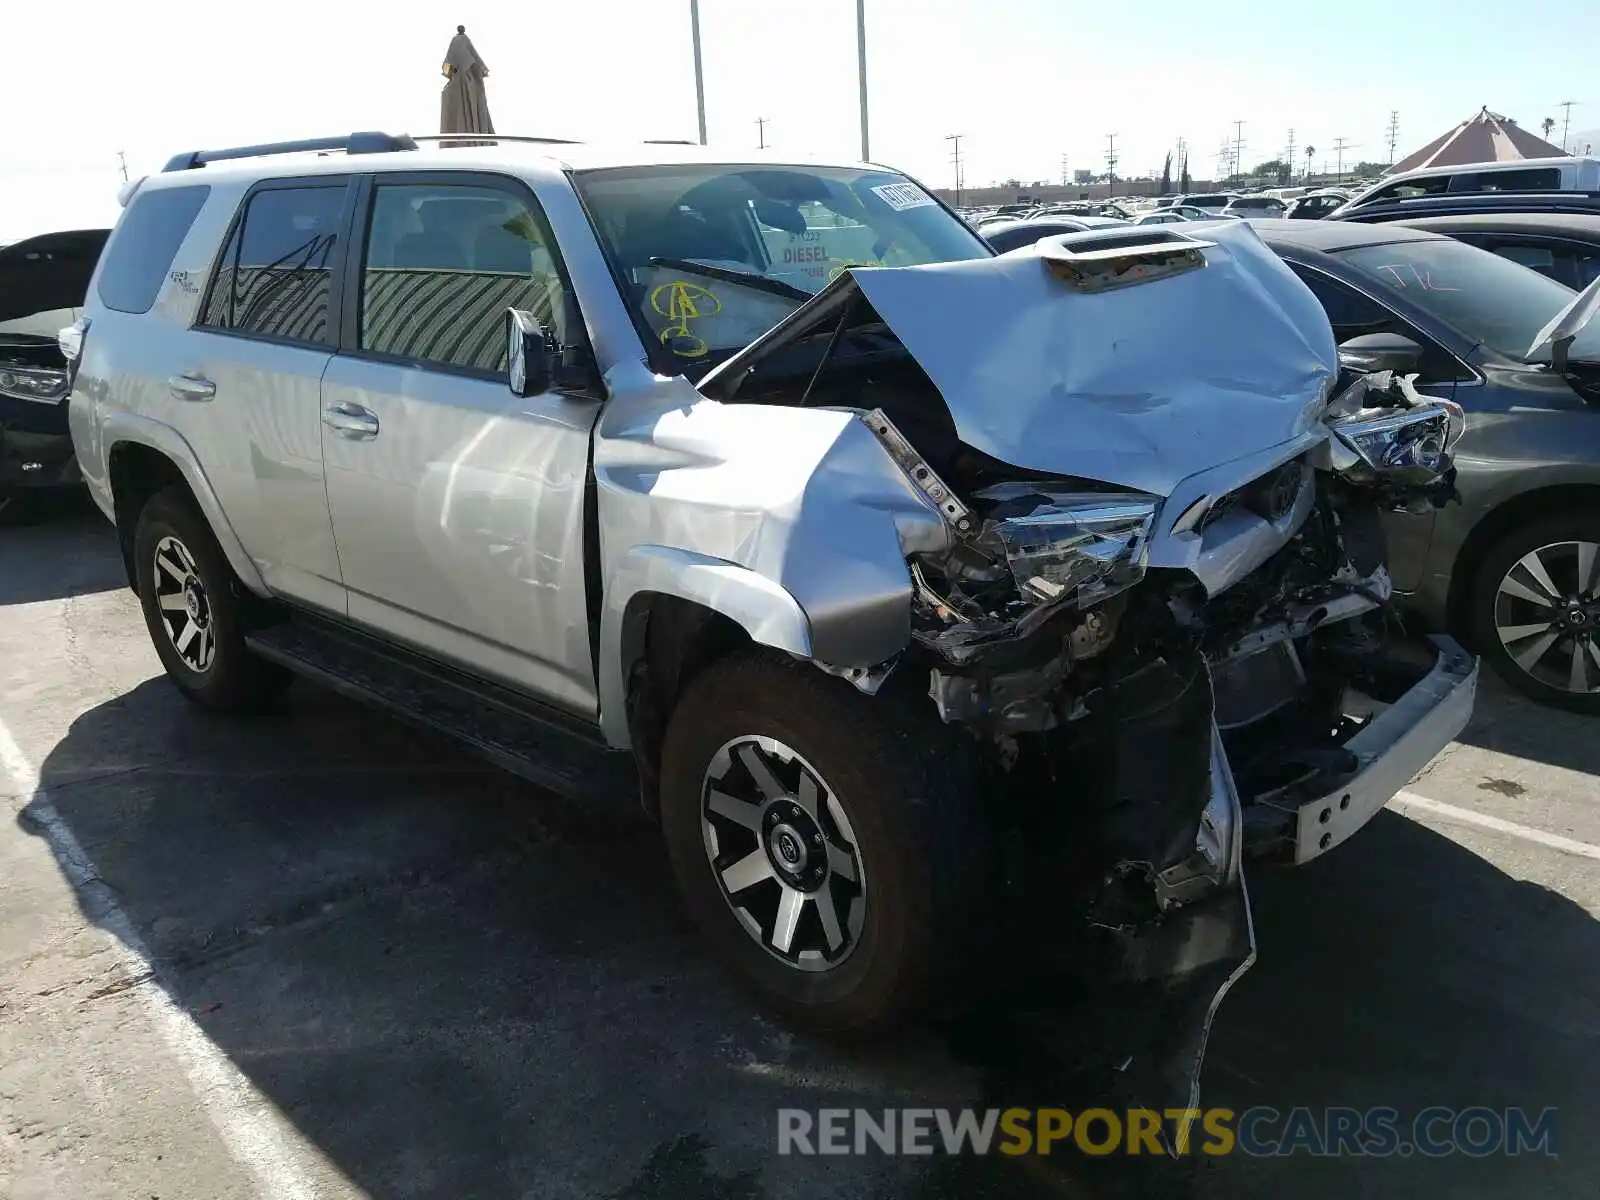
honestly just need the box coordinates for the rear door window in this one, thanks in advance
[199,183,348,346]
[97,185,211,314]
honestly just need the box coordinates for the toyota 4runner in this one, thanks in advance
[68,133,1477,1105]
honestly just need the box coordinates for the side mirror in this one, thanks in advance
[1338,331,1424,376]
[507,308,552,397]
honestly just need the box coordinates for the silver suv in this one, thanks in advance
[68,133,1476,1092]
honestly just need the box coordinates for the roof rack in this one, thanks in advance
[162,131,418,173]
[409,134,582,146]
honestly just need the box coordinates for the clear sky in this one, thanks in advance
[3,0,1596,242]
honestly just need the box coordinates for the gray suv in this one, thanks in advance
[68,134,1475,1093]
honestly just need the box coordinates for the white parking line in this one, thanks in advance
[0,717,321,1200]
[1394,789,1600,861]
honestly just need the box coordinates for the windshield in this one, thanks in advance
[573,164,990,372]
[1338,239,1600,364]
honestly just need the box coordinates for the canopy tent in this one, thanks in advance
[1390,107,1566,174]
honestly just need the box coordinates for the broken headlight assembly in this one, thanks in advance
[1318,371,1464,506]
[973,484,1158,608]
[0,364,69,404]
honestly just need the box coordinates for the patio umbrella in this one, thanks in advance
[441,25,494,136]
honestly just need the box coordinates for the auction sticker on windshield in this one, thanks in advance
[872,183,936,212]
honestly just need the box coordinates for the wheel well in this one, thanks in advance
[108,443,192,590]
[1447,484,1600,635]
[621,593,752,819]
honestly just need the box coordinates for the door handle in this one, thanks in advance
[321,400,380,440]
[169,373,216,402]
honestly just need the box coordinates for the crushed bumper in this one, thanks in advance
[1247,635,1478,864]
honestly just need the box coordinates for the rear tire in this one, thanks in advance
[658,649,988,1035]
[1469,509,1600,714]
[133,487,290,712]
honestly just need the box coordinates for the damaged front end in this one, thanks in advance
[697,221,1473,1111]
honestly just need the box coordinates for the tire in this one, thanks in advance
[1468,509,1600,714]
[133,487,290,712]
[658,649,988,1035]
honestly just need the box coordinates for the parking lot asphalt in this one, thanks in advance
[2,500,1597,1200]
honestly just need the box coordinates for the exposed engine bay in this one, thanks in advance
[701,226,1465,906]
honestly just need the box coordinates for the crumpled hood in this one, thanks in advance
[843,220,1339,497]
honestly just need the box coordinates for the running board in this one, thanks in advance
[245,617,637,805]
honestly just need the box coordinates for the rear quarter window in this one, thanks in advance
[96,185,211,314]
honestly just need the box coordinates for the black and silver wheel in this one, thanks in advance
[701,735,866,971]
[134,487,289,712]
[150,534,218,673]
[659,649,987,1035]
[1472,512,1600,713]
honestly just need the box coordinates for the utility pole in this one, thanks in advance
[856,0,871,161]
[1333,136,1352,180]
[945,134,963,207]
[1285,129,1296,179]
[1233,120,1245,181]
[689,0,707,145]
[1105,133,1119,197]
[1386,111,1400,165]
[1559,100,1576,153]
[1061,153,1069,186]
[117,151,129,183]
[755,117,769,149]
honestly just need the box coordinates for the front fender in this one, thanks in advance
[598,545,813,747]
[100,411,269,597]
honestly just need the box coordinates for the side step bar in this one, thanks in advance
[246,617,638,806]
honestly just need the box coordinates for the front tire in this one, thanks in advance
[658,650,988,1035]
[1469,509,1600,713]
[133,487,289,712]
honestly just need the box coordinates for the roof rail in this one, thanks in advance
[162,131,417,173]
[643,139,697,145]
[409,134,582,146]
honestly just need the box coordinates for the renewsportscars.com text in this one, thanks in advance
[777,1106,1558,1158]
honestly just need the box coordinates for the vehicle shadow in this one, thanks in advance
[0,491,126,606]
[1452,670,1600,779]
[17,677,1600,1199]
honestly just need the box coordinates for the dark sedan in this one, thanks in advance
[988,217,1600,709]
[1241,219,1600,710]
[980,215,1130,253]
[1396,211,1600,291]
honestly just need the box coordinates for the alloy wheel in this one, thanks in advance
[1494,539,1600,695]
[700,735,866,972]
[152,534,217,673]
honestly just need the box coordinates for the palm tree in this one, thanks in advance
[1542,117,1556,142]
[1305,145,1315,181]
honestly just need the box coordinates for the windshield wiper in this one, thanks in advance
[648,257,813,302]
